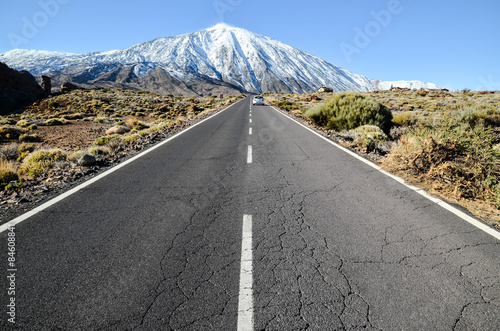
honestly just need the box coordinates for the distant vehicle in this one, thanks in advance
[252,95,265,105]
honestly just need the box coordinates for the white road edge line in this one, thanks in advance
[0,98,247,234]
[247,146,253,164]
[271,106,500,241]
[237,214,254,331]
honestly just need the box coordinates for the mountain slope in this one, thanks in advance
[0,24,440,94]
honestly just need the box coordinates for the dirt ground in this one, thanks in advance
[30,121,112,151]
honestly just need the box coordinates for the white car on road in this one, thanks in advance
[252,95,265,105]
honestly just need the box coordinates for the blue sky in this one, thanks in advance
[1,0,499,91]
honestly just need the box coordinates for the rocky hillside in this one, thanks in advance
[0,62,48,115]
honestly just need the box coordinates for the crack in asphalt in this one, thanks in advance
[249,166,500,330]
[252,187,381,330]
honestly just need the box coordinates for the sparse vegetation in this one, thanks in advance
[18,149,68,178]
[0,159,18,188]
[276,100,300,112]
[0,126,24,140]
[346,125,388,152]
[384,108,500,206]
[45,118,66,126]
[268,89,500,226]
[305,92,393,133]
[0,88,244,193]
[93,134,122,147]
[18,133,41,142]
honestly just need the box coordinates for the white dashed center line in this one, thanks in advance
[249,127,252,135]
[237,214,254,331]
[249,119,252,123]
[247,146,252,164]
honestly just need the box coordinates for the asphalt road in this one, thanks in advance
[1,97,499,330]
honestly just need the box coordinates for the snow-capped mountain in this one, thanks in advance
[0,23,440,94]
[370,80,442,91]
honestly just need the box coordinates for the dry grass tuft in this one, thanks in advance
[0,159,19,186]
[18,149,68,178]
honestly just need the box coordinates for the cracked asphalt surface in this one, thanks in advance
[1,97,499,330]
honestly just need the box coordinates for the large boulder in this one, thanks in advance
[77,154,96,167]
[61,81,81,93]
[0,62,48,115]
[41,75,52,94]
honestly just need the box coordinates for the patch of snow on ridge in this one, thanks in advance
[371,79,443,90]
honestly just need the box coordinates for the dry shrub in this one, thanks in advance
[175,116,186,125]
[107,139,124,154]
[0,144,19,161]
[18,133,41,142]
[0,159,18,185]
[18,149,68,178]
[125,117,149,130]
[0,126,24,139]
[106,125,130,135]
[345,125,388,152]
[385,132,500,203]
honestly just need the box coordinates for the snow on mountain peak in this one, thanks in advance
[0,25,441,94]
[207,23,236,31]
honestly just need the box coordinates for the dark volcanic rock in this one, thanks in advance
[61,81,81,92]
[0,62,48,115]
[77,154,96,167]
[41,75,52,94]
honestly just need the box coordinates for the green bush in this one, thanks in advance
[16,119,31,127]
[305,92,393,133]
[123,133,141,144]
[392,112,414,126]
[48,100,60,109]
[0,126,24,139]
[18,133,41,142]
[45,118,65,126]
[0,169,18,186]
[277,100,299,112]
[18,149,67,178]
[92,135,122,146]
[348,125,388,152]
[17,143,36,155]
[89,147,109,156]
[63,112,85,120]
[16,143,36,162]
[131,121,149,131]
[350,125,387,141]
